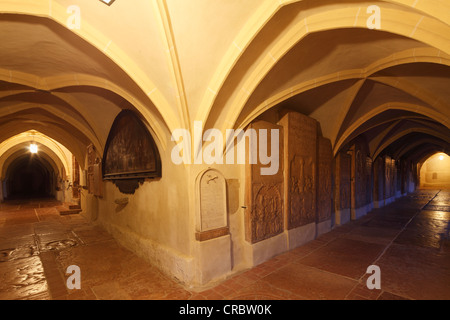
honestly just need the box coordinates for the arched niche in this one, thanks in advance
[102,110,162,194]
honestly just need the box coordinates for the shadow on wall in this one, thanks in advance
[420,153,450,189]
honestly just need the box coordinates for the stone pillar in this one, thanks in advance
[278,111,317,249]
[373,156,385,208]
[365,156,373,210]
[384,156,396,205]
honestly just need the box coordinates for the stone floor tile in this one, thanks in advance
[0,256,49,300]
[341,225,399,245]
[91,281,133,300]
[71,225,114,245]
[227,279,305,300]
[1,190,449,300]
[297,238,385,279]
[376,244,450,300]
[259,263,357,300]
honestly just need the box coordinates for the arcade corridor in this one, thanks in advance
[1,188,448,300]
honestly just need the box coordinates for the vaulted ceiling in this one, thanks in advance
[0,0,449,166]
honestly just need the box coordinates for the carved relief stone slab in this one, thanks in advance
[335,151,351,211]
[245,121,284,244]
[317,137,332,223]
[278,111,317,229]
[355,149,367,209]
[350,138,372,212]
[373,156,385,203]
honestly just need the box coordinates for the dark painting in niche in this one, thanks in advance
[103,110,161,194]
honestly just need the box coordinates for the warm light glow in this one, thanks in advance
[439,155,444,161]
[29,143,38,154]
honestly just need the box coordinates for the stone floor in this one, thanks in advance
[0,189,449,300]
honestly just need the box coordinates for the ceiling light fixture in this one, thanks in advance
[99,0,116,5]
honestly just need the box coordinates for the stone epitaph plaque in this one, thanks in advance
[93,159,103,197]
[385,156,396,199]
[317,137,332,223]
[196,169,228,241]
[351,138,372,211]
[278,111,317,230]
[245,120,284,244]
[355,149,367,209]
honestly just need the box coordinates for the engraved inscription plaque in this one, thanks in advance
[338,151,351,210]
[199,169,227,231]
[317,137,332,223]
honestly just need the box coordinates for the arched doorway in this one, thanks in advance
[420,153,450,189]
